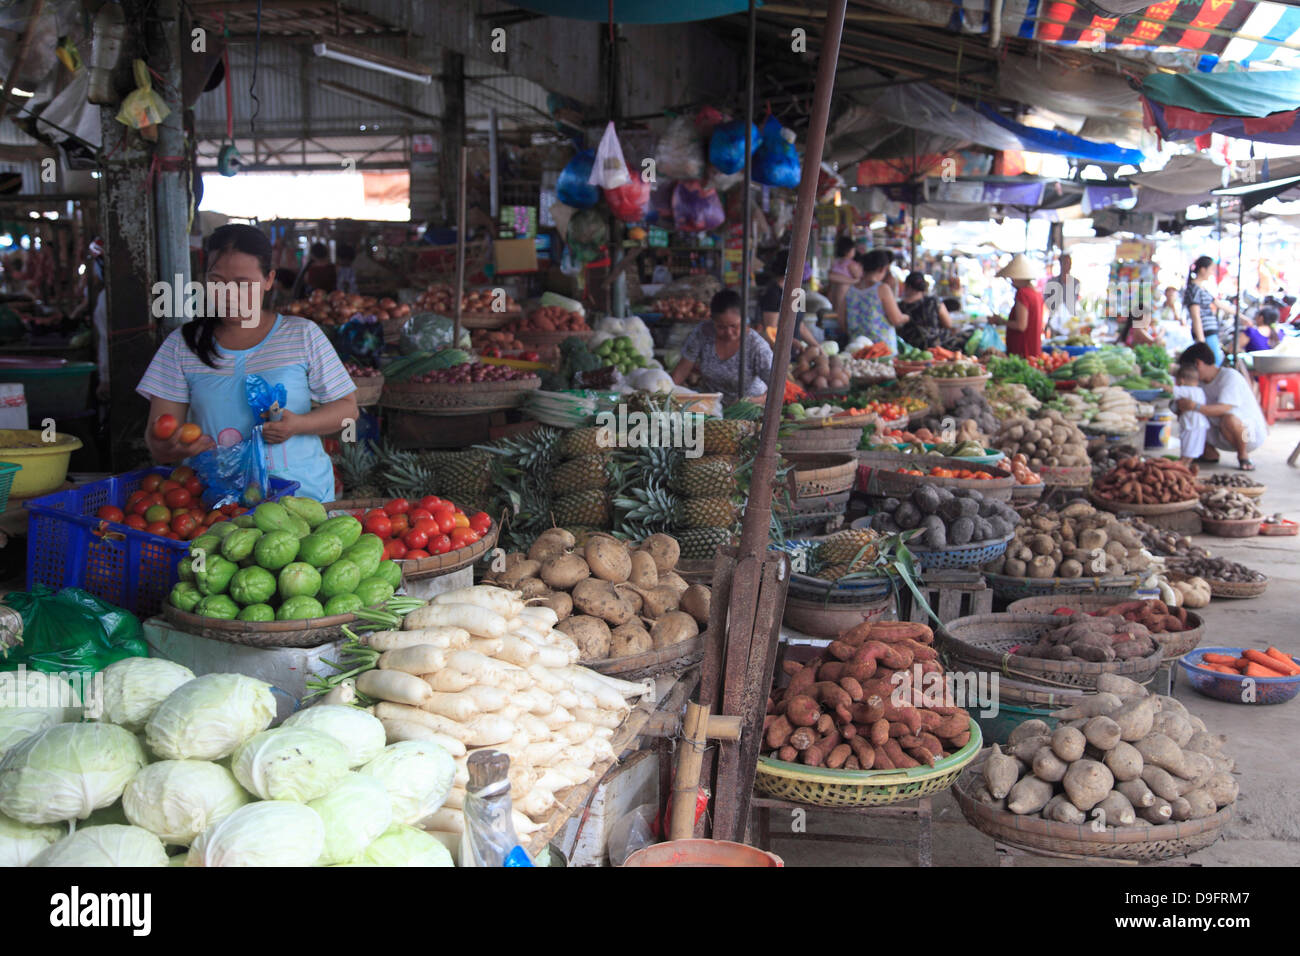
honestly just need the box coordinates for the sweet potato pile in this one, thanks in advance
[1015,614,1159,663]
[1094,457,1198,505]
[764,621,971,770]
[1051,599,1192,635]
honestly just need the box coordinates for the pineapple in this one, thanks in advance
[678,496,738,529]
[559,424,614,460]
[437,449,493,512]
[814,529,883,574]
[551,454,614,496]
[552,489,613,528]
[702,419,755,456]
[673,455,739,498]
[676,526,736,561]
[376,445,435,500]
[336,441,382,501]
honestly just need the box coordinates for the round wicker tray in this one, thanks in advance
[1198,515,1260,538]
[381,376,540,415]
[861,464,1015,502]
[778,427,864,454]
[1198,482,1264,499]
[782,593,895,638]
[583,632,706,681]
[351,374,384,407]
[162,604,359,648]
[784,453,857,498]
[1208,577,1268,599]
[904,533,1013,571]
[1035,464,1092,486]
[982,571,1143,602]
[460,311,517,330]
[1010,482,1045,503]
[941,613,1166,689]
[787,571,894,604]
[326,501,499,580]
[953,753,1231,861]
[1090,492,1198,516]
[754,719,981,808]
[1005,595,1205,660]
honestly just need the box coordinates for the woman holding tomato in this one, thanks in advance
[138,225,358,502]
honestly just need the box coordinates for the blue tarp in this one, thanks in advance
[514,0,757,22]
[977,105,1145,166]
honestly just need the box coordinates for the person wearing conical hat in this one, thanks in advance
[991,254,1044,358]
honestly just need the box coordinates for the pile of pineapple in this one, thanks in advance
[812,528,886,581]
[334,441,494,512]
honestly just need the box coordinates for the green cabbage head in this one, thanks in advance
[231,728,350,802]
[361,823,455,866]
[145,673,275,761]
[30,824,168,867]
[187,801,325,867]
[0,723,146,824]
[282,704,386,768]
[100,657,196,733]
[0,812,63,866]
[308,772,393,865]
[122,760,250,845]
[358,740,456,825]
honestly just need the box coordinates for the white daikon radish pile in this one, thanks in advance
[345,585,653,852]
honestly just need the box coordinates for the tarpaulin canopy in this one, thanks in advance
[977,104,1146,164]
[513,0,758,22]
[996,53,1143,122]
[1142,69,1300,144]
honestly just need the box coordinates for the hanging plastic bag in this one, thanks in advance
[708,119,759,175]
[566,208,608,264]
[588,122,630,190]
[1,586,147,677]
[116,60,171,142]
[556,150,600,208]
[399,313,469,354]
[650,179,676,223]
[654,114,706,180]
[694,106,726,138]
[334,313,385,367]
[605,163,651,222]
[671,181,725,232]
[753,116,802,188]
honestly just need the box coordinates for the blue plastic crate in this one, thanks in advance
[23,466,299,621]
[0,461,20,512]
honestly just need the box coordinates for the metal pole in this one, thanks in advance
[739,0,756,404]
[454,144,467,348]
[735,0,847,560]
[488,107,499,220]
[156,0,190,333]
[1233,200,1243,366]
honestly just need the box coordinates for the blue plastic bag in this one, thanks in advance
[189,375,278,508]
[708,119,758,175]
[557,150,600,208]
[753,116,801,188]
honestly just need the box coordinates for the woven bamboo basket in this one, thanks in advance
[934,373,991,408]
[1208,577,1268,599]
[754,720,981,808]
[583,632,706,681]
[905,533,1014,571]
[1198,481,1265,499]
[1006,595,1206,660]
[351,374,384,407]
[1089,492,1198,516]
[786,571,894,604]
[982,571,1142,602]
[460,311,518,330]
[784,453,857,498]
[778,426,863,454]
[1010,482,1045,504]
[1197,515,1261,538]
[161,605,358,648]
[953,754,1231,861]
[1035,464,1092,487]
[380,376,540,415]
[782,592,895,638]
[940,613,1165,689]
[859,463,1015,502]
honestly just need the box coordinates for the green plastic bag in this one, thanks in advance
[1,586,148,675]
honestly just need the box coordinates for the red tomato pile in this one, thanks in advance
[97,467,247,541]
[1028,352,1071,372]
[357,496,492,561]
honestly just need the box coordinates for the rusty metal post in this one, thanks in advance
[708,0,850,844]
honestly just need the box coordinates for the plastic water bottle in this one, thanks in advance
[459,750,535,868]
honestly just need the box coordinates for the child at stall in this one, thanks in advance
[1173,364,1210,467]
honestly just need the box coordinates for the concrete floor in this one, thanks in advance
[775,421,1300,867]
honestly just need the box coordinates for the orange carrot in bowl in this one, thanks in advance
[1202,653,1239,666]
[1244,662,1291,679]
[1264,647,1300,672]
[1244,649,1300,676]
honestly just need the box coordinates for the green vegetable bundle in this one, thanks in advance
[986,355,1055,403]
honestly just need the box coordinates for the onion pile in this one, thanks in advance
[411,363,535,385]
[285,291,410,325]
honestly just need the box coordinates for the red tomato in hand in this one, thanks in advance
[469,511,492,534]
[363,513,392,538]
[418,496,442,512]
[178,423,203,445]
[388,513,410,539]
[403,529,428,550]
[164,487,192,509]
[427,533,451,555]
[97,505,125,523]
[152,414,178,440]
[383,498,410,517]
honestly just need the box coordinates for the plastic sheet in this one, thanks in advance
[1,586,147,676]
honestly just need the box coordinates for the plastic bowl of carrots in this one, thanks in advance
[1179,646,1300,705]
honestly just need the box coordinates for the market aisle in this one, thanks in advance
[774,422,1300,866]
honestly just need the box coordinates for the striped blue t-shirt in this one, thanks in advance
[137,315,355,502]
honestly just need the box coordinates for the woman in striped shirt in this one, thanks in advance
[137,225,358,502]
[1183,255,1225,367]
